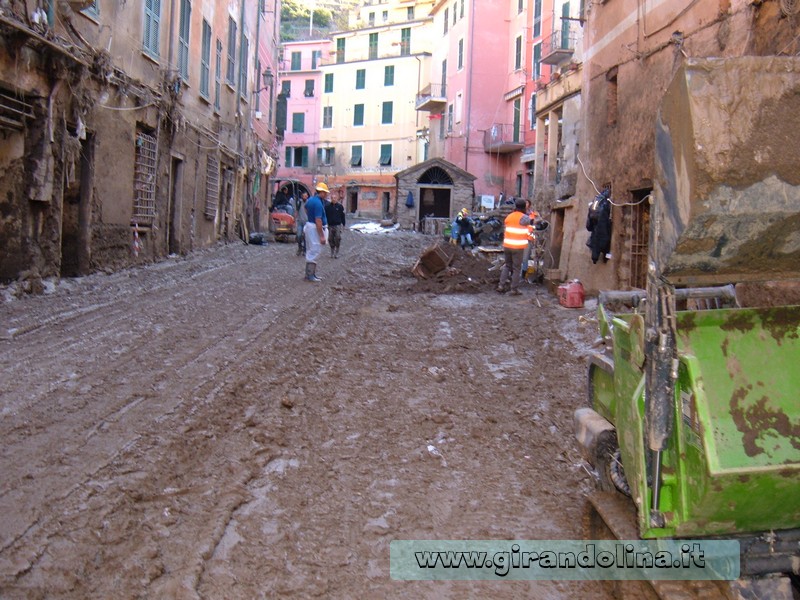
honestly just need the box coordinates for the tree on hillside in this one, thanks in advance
[281,0,333,41]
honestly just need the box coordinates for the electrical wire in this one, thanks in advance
[97,102,156,111]
[577,153,652,207]
[577,153,600,194]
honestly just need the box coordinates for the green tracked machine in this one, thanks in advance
[576,57,800,599]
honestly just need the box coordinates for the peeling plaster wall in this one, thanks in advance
[0,133,29,279]
[0,0,277,282]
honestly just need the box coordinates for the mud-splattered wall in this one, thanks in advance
[0,1,279,285]
[557,0,800,293]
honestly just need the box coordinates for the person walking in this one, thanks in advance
[324,191,346,258]
[295,189,309,256]
[303,182,329,282]
[497,198,531,296]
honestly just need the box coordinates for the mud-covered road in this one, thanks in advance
[0,228,610,599]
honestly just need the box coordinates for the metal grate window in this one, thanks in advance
[627,192,650,290]
[205,155,220,219]
[133,132,157,225]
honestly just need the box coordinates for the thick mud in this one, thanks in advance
[0,228,609,599]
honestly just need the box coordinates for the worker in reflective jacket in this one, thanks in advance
[497,198,532,296]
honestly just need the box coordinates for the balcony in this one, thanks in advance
[415,83,447,111]
[541,26,577,66]
[483,124,524,154]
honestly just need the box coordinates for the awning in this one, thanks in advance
[503,85,525,101]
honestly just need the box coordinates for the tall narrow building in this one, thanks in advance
[276,0,436,219]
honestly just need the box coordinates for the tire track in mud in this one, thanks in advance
[192,250,606,599]
[0,237,370,594]
[0,231,609,599]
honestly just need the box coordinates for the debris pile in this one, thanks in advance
[410,242,499,294]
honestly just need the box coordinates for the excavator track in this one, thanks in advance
[584,491,738,600]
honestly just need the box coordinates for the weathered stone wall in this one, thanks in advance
[0,136,28,280]
[0,1,276,283]
[559,0,761,293]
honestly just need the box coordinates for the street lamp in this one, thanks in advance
[258,67,274,92]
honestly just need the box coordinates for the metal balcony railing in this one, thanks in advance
[415,83,447,111]
[541,26,577,66]
[483,123,523,154]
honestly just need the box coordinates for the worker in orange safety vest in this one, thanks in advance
[497,198,532,296]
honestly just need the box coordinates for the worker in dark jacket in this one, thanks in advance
[324,191,346,258]
[455,208,475,249]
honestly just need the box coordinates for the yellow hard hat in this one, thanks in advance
[315,182,329,193]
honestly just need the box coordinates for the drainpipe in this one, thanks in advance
[414,55,421,130]
[464,0,476,175]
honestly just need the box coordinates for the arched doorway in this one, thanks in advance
[417,166,453,228]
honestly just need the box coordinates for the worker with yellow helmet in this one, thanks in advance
[303,181,329,282]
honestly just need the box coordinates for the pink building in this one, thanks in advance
[418,0,526,209]
[521,0,554,198]
[274,39,331,203]
[253,1,282,232]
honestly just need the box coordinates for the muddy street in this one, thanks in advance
[0,228,610,599]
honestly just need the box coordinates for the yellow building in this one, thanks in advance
[317,0,436,218]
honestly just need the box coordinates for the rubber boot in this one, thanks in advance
[305,262,322,282]
[308,262,322,282]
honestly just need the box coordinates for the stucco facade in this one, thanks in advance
[420,0,520,203]
[274,0,435,220]
[0,0,280,282]
[274,39,330,198]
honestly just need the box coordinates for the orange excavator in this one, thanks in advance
[270,179,311,242]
